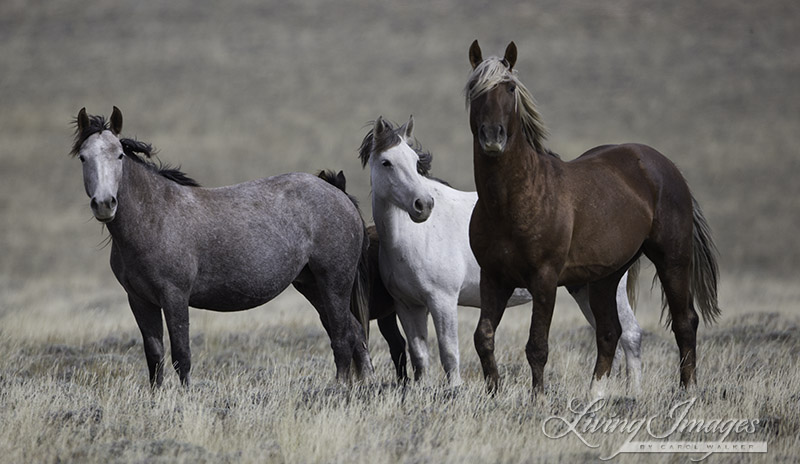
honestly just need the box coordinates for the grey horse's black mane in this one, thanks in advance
[357,120,450,186]
[71,114,200,187]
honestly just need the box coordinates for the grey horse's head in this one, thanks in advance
[366,115,435,223]
[72,107,125,223]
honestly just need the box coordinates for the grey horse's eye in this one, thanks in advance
[382,160,392,168]
[78,155,85,163]
[118,153,124,160]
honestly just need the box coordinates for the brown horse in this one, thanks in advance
[465,41,720,396]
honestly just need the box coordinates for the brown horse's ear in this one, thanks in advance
[336,170,346,190]
[77,107,89,134]
[374,116,387,135]
[402,114,414,140]
[110,106,123,135]
[469,40,483,69]
[504,41,517,70]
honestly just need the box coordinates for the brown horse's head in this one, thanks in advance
[465,40,549,156]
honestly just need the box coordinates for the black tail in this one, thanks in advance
[318,170,371,345]
[690,195,721,324]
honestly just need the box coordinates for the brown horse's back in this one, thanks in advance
[557,143,692,285]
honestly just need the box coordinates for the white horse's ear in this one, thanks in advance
[503,41,517,70]
[77,107,89,134]
[110,106,123,135]
[374,116,387,135]
[402,115,414,141]
[469,39,483,69]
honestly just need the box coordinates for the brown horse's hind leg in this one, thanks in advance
[474,270,514,393]
[128,293,165,389]
[587,272,625,398]
[655,262,698,387]
[644,240,699,388]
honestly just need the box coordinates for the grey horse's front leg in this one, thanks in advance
[128,293,165,388]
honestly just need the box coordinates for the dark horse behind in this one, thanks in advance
[70,107,373,387]
[465,41,720,397]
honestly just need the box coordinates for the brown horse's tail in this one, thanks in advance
[690,195,721,325]
[318,170,371,345]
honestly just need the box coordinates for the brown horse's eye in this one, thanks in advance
[508,84,516,93]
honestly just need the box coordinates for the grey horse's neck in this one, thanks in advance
[106,158,181,244]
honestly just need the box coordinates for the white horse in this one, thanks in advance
[359,116,643,390]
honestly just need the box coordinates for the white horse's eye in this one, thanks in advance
[382,160,393,168]
[78,155,85,163]
[118,153,124,160]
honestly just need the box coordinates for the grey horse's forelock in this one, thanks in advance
[465,57,550,154]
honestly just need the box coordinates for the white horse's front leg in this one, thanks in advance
[428,294,462,387]
[396,303,430,382]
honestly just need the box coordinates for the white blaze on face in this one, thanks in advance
[371,140,434,223]
[80,131,124,221]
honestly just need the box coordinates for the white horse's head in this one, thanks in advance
[363,116,435,223]
[72,107,125,223]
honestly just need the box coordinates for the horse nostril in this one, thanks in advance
[91,198,98,209]
[498,125,505,138]
[110,197,117,208]
[414,198,424,213]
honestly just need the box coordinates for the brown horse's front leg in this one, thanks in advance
[474,270,514,393]
[525,275,558,395]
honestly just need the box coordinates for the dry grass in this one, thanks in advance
[1,0,799,462]
[1,280,799,463]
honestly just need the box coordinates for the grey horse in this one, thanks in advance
[70,107,373,388]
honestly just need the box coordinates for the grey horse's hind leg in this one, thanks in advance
[128,293,165,388]
[161,288,192,387]
[567,270,643,394]
[293,267,372,383]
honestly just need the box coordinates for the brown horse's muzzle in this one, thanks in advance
[479,124,507,155]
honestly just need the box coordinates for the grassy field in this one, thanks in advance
[1,0,799,462]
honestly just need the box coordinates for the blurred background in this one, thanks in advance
[1,0,798,321]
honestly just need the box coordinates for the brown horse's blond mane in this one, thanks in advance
[465,57,550,154]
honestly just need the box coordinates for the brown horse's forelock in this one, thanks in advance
[357,120,436,177]
[465,56,550,154]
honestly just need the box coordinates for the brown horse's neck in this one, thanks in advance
[473,135,548,212]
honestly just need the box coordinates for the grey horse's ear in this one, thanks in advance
[469,39,482,69]
[374,116,387,135]
[110,106,123,135]
[77,107,90,134]
[401,115,414,141]
[503,41,517,70]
